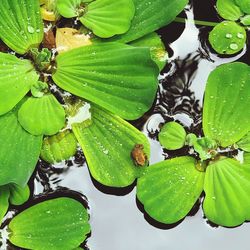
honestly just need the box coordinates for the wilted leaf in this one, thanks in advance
[56,28,92,53]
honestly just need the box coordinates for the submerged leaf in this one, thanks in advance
[0,0,44,54]
[72,105,150,187]
[158,122,186,150]
[216,0,243,21]
[0,104,42,187]
[203,62,250,147]
[79,0,135,38]
[18,95,66,136]
[209,21,246,55]
[0,53,39,116]
[41,130,78,163]
[56,28,92,53]
[53,43,159,120]
[203,157,250,227]
[110,0,188,43]
[137,157,204,224]
[130,32,168,70]
[9,198,91,250]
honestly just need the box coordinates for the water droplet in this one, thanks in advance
[225,33,232,39]
[237,32,244,39]
[229,43,238,50]
[27,25,34,33]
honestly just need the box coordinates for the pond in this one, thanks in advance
[1,0,250,249]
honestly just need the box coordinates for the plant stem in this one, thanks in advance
[174,17,218,27]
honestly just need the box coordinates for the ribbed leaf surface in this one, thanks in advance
[0,186,10,223]
[216,0,243,20]
[203,158,250,227]
[203,63,250,147]
[18,95,66,136]
[109,0,188,43]
[9,198,91,250]
[72,105,150,187]
[0,0,44,54]
[137,156,204,224]
[53,43,159,120]
[0,52,39,116]
[0,104,42,186]
[80,0,135,38]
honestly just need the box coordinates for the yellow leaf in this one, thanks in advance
[41,6,56,21]
[56,28,92,53]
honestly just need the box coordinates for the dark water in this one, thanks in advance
[1,0,250,249]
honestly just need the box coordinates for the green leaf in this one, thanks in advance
[235,0,250,14]
[137,156,204,224]
[0,104,42,187]
[0,0,44,54]
[0,52,39,116]
[109,0,188,43]
[0,186,10,223]
[237,132,250,152]
[158,121,186,150]
[203,157,250,227]
[209,21,246,55]
[53,43,159,120]
[18,95,66,136]
[130,32,168,71]
[72,105,150,187]
[241,14,250,25]
[9,198,91,250]
[9,184,30,206]
[216,0,243,21]
[203,62,250,147]
[79,0,135,38]
[41,130,78,163]
[56,0,93,18]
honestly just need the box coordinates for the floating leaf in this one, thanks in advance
[56,28,92,53]
[56,0,93,18]
[241,14,250,25]
[130,32,168,70]
[237,132,250,152]
[0,0,44,54]
[9,198,91,250]
[0,186,10,223]
[41,130,78,163]
[216,0,243,21]
[0,104,42,187]
[235,0,250,14]
[72,105,150,187]
[203,157,250,227]
[18,95,66,136]
[79,0,135,38]
[203,62,250,147]
[53,43,159,120]
[158,122,186,150]
[109,0,188,43]
[137,157,204,224]
[209,21,246,55]
[9,184,30,206]
[0,53,39,116]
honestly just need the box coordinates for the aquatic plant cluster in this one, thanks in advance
[0,0,250,248]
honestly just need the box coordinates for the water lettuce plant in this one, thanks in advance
[137,62,250,227]
[0,0,188,246]
[209,0,249,55]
